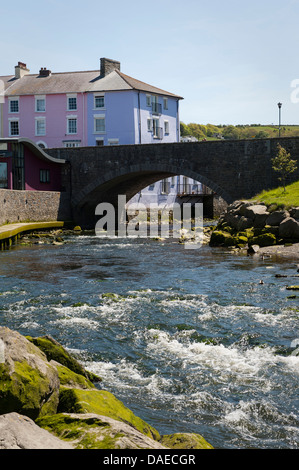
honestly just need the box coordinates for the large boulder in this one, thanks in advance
[279,217,299,239]
[57,387,160,440]
[0,412,73,449]
[237,216,253,231]
[210,230,235,246]
[26,335,101,383]
[0,327,60,420]
[37,413,167,450]
[266,210,289,226]
[249,232,276,247]
[290,207,299,220]
[244,205,269,228]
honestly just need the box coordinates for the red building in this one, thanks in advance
[0,138,65,191]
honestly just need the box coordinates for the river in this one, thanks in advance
[0,234,298,449]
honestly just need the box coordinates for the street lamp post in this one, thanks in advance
[278,102,282,137]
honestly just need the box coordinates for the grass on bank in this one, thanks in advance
[250,180,299,209]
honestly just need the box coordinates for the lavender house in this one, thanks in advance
[0,59,182,148]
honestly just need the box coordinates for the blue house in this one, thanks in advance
[86,58,182,146]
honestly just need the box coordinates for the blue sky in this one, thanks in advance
[2,0,299,125]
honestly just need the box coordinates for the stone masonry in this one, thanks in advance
[47,137,299,227]
[0,189,71,226]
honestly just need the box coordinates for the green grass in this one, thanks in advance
[250,180,299,209]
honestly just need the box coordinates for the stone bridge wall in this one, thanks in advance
[45,137,299,226]
[48,138,299,205]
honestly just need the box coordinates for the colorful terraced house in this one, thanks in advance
[0,58,182,148]
[0,59,210,214]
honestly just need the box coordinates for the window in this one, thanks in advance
[183,176,188,192]
[40,169,50,183]
[108,139,119,146]
[146,94,151,107]
[94,116,105,133]
[163,97,168,110]
[9,120,19,136]
[67,118,77,134]
[164,120,169,135]
[64,141,81,147]
[35,96,46,112]
[147,118,152,131]
[37,141,47,149]
[161,179,170,195]
[0,162,8,188]
[9,98,19,113]
[67,95,77,111]
[94,95,105,108]
[153,118,161,138]
[35,117,46,136]
[11,142,24,190]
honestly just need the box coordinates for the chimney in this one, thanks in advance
[39,67,51,77]
[15,61,30,79]
[100,58,120,77]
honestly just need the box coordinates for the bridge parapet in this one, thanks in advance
[47,137,299,226]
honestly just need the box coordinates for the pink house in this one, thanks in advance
[1,63,88,149]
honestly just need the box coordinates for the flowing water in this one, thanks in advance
[0,234,298,449]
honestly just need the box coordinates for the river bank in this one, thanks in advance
[209,200,299,261]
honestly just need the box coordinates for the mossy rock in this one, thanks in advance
[249,233,276,247]
[217,223,233,234]
[244,228,254,238]
[286,286,299,290]
[36,413,122,449]
[54,362,96,390]
[0,362,59,420]
[26,335,101,383]
[57,388,160,441]
[0,327,59,420]
[261,226,279,236]
[233,235,248,245]
[159,433,213,449]
[37,413,166,449]
[210,230,234,246]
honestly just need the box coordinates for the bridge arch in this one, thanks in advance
[72,162,233,227]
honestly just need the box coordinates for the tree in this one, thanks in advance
[222,125,241,140]
[271,144,297,192]
[180,122,191,137]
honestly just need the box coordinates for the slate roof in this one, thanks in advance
[0,68,183,99]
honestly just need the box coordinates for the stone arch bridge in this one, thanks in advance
[47,137,299,227]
